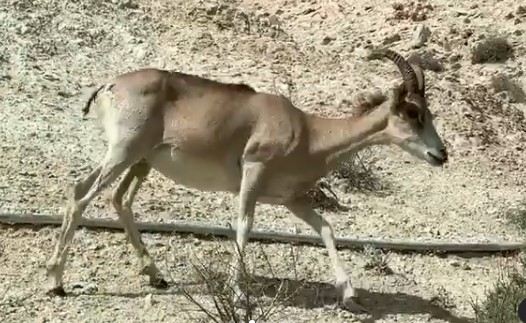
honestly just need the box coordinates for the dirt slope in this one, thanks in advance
[1,0,525,322]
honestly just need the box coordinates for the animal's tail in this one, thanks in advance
[82,84,107,117]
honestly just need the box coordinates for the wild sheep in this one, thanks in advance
[46,49,448,312]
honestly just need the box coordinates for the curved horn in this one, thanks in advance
[368,49,419,94]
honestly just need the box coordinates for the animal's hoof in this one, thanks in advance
[335,280,357,299]
[150,277,169,289]
[46,286,67,297]
[335,281,367,313]
[340,296,368,313]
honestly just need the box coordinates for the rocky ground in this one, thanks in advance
[1,0,525,322]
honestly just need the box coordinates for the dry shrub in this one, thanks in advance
[331,148,386,194]
[185,0,287,40]
[471,36,514,64]
[312,148,389,211]
[471,254,526,323]
[176,240,303,322]
[307,148,386,212]
[471,207,526,323]
[490,73,526,104]
[459,83,526,146]
[389,0,434,22]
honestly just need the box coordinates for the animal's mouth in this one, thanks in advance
[427,152,447,166]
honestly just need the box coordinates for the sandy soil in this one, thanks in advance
[1,0,525,322]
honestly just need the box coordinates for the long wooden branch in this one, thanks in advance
[1,213,525,253]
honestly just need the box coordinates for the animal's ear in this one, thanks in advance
[388,82,407,113]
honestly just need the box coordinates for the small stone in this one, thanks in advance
[517,6,526,16]
[321,36,335,45]
[392,3,404,11]
[71,282,98,294]
[412,24,431,48]
[451,62,462,70]
[449,260,461,267]
[407,51,444,72]
[117,0,138,9]
[383,33,401,45]
[449,53,463,62]
[268,14,280,26]
[461,29,474,39]
[57,90,74,98]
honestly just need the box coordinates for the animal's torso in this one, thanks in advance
[102,69,327,204]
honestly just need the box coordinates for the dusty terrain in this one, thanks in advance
[1,0,526,322]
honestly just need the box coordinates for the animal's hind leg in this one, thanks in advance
[111,160,167,288]
[45,165,101,295]
[46,148,138,296]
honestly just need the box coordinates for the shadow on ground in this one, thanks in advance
[84,275,471,323]
[255,276,471,323]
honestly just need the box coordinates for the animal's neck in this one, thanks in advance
[308,106,389,170]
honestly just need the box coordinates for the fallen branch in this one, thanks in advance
[1,213,525,253]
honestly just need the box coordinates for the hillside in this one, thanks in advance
[1,0,525,322]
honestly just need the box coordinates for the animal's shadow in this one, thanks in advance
[246,275,471,323]
[90,275,472,323]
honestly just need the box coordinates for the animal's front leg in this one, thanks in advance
[285,197,366,313]
[228,161,264,301]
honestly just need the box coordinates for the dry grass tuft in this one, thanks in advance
[307,180,349,212]
[506,201,526,233]
[471,35,514,64]
[363,244,393,275]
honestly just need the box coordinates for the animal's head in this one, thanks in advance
[361,49,448,167]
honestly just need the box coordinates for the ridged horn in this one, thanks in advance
[367,48,419,94]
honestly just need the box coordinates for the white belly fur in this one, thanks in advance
[146,147,310,205]
[147,147,241,192]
